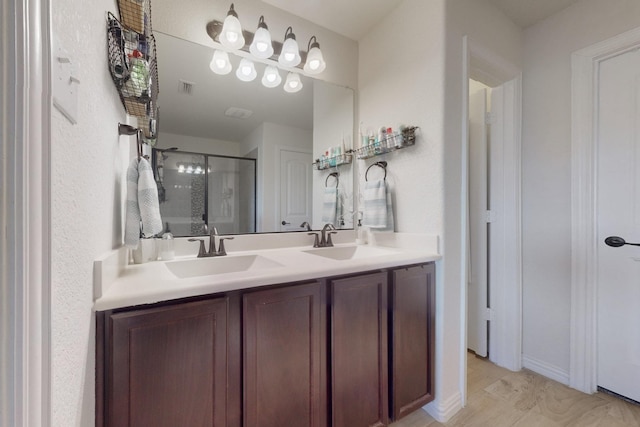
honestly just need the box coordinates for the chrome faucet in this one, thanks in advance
[188,226,234,257]
[300,221,312,231]
[319,223,337,247]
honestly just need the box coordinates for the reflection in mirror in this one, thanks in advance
[153,31,355,234]
[154,149,257,237]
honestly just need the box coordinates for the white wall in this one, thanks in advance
[261,122,312,231]
[359,0,522,419]
[359,0,450,417]
[156,131,240,157]
[51,0,129,425]
[241,122,312,232]
[312,80,355,229]
[521,0,640,378]
[443,0,522,416]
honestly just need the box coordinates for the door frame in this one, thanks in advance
[1,0,52,425]
[461,36,523,400]
[570,26,640,394]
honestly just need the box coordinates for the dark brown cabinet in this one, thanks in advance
[330,272,389,427]
[390,263,436,420]
[243,281,326,427]
[96,262,435,427]
[97,296,241,427]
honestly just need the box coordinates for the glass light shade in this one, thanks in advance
[261,65,282,88]
[303,45,326,74]
[236,58,257,82]
[249,19,274,59]
[278,29,301,67]
[284,72,303,93]
[210,50,232,75]
[220,12,245,50]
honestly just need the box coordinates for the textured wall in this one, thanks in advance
[51,0,128,424]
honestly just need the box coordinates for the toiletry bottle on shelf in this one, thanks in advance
[386,127,396,149]
[395,125,406,148]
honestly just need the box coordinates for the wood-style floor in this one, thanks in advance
[390,353,640,427]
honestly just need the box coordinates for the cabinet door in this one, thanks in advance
[107,297,235,427]
[243,281,326,427]
[331,272,388,427]
[391,263,436,420]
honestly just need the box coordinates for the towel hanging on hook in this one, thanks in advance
[365,161,387,181]
[325,172,340,188]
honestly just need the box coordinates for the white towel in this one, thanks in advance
[322,187,338,224]
[125,157,163,248]
[362,179,394,232]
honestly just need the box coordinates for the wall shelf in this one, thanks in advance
[107,6,158,139]
[355,126,418,160]
[313,152,353,170]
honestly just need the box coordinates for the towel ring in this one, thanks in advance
[325,172,339,188]
[365,161,387,181]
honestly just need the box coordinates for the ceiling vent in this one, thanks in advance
[224,107,253,120]
[178,80,195,95]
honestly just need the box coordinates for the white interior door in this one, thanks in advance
[468,80,489,357]
[279,149,312,231]
[597,47,640,402]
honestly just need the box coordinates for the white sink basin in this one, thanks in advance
[166,255,283,279]
[303,245,399,261]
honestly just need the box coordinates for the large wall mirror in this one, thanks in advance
[154,31,355,236]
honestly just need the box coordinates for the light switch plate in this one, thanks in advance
[52,38,79,124]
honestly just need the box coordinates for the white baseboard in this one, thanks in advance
[423,391,463,423]
[522,355,570,385]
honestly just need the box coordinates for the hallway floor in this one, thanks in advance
[390,353,640,426]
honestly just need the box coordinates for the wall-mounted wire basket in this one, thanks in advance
[117,0,152,35]
[314,153,353,170]
[107,12,158,138]
[355,126,418,160]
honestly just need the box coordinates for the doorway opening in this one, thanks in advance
[467,78,492,359]
[462,36,523,406]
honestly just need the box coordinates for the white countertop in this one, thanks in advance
[93,232,441,311]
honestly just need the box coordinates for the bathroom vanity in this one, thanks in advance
[94,234,439,427]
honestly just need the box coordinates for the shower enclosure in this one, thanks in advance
[153,149,256,236]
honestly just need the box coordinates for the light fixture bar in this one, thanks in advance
[206,20,310,69]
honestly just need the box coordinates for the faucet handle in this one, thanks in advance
[217,237,234,256]
[327,231,338,247]
[308,232,320,248]
[188,238,207,257]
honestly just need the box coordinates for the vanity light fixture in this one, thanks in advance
[176,162,206,174]
[219,3,245,50]
[303,36,326,74]
[261,65,282,88]
[283,72,303,93]
[278,27,301,67]
[249,16,274,59]
[205,6,324,91]
[236,58,257,82]
[210,50,232,75]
